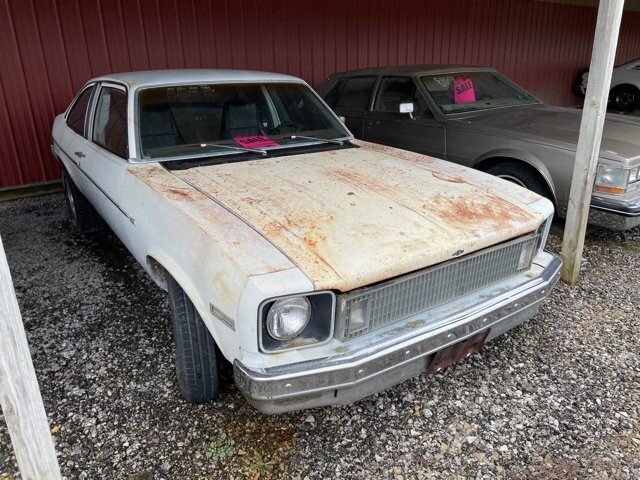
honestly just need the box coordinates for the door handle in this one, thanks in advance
[365,121,381,127]
[74,151,86,158]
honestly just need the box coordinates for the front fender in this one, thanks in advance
[143,246,237,358]
[473,148,558,205]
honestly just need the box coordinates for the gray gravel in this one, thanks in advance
[0,193,639,479]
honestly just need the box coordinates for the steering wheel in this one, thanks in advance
[274,121,304,133]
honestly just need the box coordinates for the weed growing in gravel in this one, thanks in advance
[202,432,235,462]
[250,452,277,477]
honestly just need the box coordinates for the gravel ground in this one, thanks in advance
[0,193,639,479]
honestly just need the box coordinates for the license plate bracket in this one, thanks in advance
[427,330,490,374]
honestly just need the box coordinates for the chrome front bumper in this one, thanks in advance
[589,194,640,230]
[234,253,562,414]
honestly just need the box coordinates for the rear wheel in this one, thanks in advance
[168,276,222,403]
[61,169,106,235]
[610,84,640,112]
[486,162,552,201]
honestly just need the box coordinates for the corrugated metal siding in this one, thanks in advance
[2,0,640,188]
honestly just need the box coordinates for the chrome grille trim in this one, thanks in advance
[336,234,539,341]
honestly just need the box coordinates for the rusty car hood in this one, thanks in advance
[169,140,549,292]
[453,105,640,162]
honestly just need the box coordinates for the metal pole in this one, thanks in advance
[560,0,625,284]
[0,236,61,479]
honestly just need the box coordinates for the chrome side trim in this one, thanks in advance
[210,303,235,331]
[53,140,136,225]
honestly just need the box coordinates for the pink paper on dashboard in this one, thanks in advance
[234,135,279,148]
[454,76,476,104]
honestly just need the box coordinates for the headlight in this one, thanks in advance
[594,165,630,194]
[260,292,335,352]
[266,297,311,341]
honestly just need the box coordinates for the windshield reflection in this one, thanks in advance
[421,72,539,114]
[138,82,350,159]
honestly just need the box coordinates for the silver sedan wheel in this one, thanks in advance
[496,174,527,188]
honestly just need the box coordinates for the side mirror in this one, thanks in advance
[399,102,415,119]
[399,102,414,114]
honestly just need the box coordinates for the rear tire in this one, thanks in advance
[486,162,552,202]
[61,169,106,235]
[168,276,221,403]
[610,84,640,112]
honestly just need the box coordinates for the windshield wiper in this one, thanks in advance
[199,143,267,156]
[153,142,268,157]
[289,135,346,146]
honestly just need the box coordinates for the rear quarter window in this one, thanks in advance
[66,86,95,136]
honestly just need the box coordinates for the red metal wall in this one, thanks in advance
[2,0,640,189]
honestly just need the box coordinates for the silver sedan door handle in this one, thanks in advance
[74,151,86,158]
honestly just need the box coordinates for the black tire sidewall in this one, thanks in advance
[62,170,80,231]
[611,85,640,112]
[168,276,221,403]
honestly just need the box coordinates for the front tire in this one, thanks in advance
[610,84,640,112]
[168,276,221,403]
[486,162,553,202]
[61,169,106,235]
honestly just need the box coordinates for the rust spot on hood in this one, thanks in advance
[432,171,466,183]
[424,191,537,237]
[165,187,195,201]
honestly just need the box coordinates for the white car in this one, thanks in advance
[51,70,561,414]
[578,58,640,112]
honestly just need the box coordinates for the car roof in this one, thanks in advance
[90,69,304,89]
[328,64,497,78]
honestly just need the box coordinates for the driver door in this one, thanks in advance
[363,76,445,159]
[80,82,132,241]
[323,76,377,138]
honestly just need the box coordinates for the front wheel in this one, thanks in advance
[168,276,222,403]
[486,162,552,201]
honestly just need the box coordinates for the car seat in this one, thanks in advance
[220,101,261,138]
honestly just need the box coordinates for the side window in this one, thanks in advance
[373,77,429,114]
[332,76,376,111]
[92,86,128,159]
[66,86,95,136]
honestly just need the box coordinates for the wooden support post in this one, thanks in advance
[0,236,61,479]
[560,0,625,285]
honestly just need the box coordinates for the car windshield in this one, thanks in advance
[421,72,539,114]
[137,82,350,159]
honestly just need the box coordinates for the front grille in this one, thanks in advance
[336,234,539,341]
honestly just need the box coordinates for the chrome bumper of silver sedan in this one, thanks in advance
[589,194,640,230]
[234,253,562,414]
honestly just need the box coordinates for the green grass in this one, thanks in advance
[202,432,235,462]
[620,242,640,253]
[250,452,277,477]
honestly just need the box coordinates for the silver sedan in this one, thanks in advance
[317,65,640,230]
